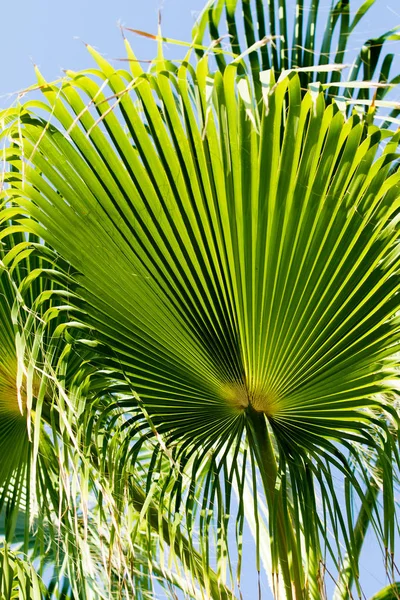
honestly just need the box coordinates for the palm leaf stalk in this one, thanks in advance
[1,0,400,597]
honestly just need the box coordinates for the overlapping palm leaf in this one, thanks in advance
[192,0,400,121]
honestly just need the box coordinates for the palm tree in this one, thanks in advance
[1,0,400,597]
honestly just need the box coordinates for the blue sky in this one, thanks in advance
[2,0,400,598]
[1,0,400,105]
[1,0,205,105]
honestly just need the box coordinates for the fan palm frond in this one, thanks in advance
[1,1,400,597]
